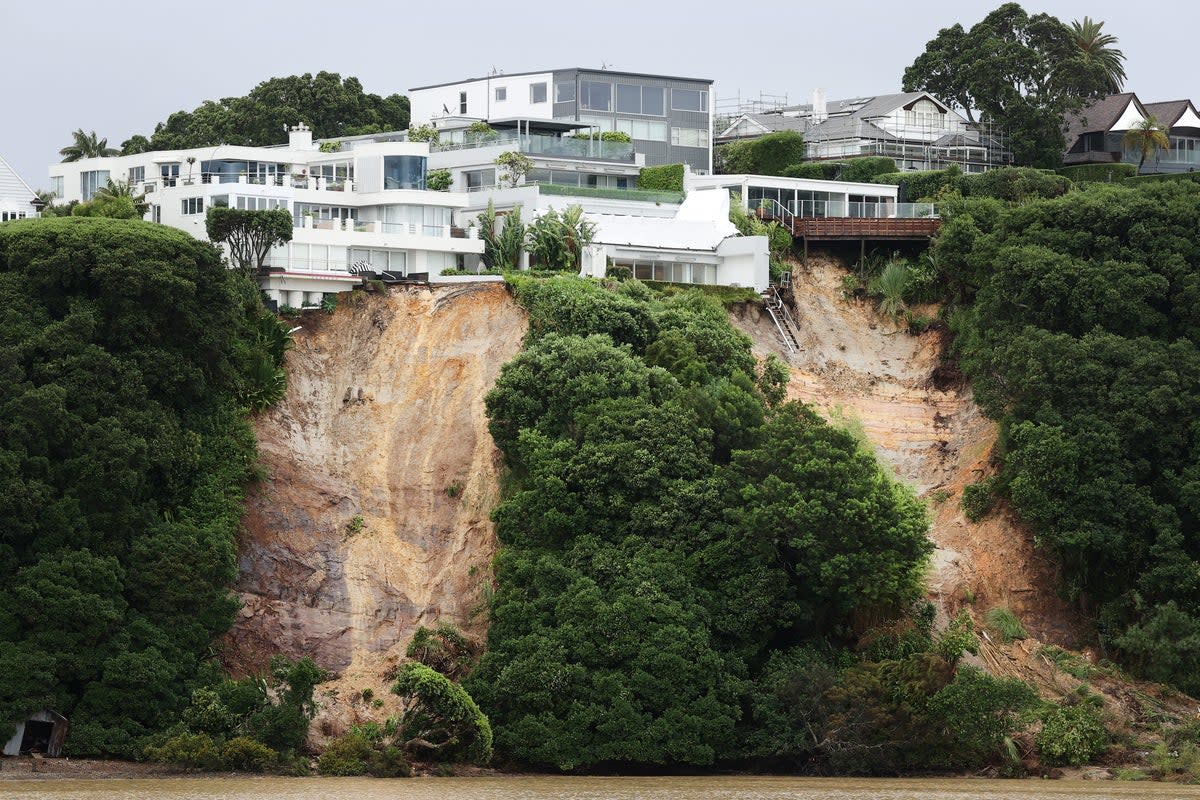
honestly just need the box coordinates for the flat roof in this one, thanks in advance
[487,118,590,132]
[411,67,713,92]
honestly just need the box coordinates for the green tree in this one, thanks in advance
[1123,116,1171,172]
[393,663,492,763]
[477,200,525,271]
[205,207,294,276]
[1070,17,1126,94]
[58,129,119,162]
[495,151,534,188]
[903,3,1118,166]
[525,205,596,271]
[716,131,805,175]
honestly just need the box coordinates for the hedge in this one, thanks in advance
[1057,163,1137,184]
[638,163,685,192]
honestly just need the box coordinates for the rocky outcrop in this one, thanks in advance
[224,284,526,681]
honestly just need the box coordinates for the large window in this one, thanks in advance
[671,88,708,112]
[49,176,64,198]
[80,170,110,200]
[350,248,406,274]
[615,84,665,116]
[619,260,717,285]
[309,161,354,187]
[530,82,547,103]
[383,155,427,190]
[236,196,287,211]
[580,80,611,111]
[160,164,179,188]
[555,82,576,103]
[671,127,708,148]
[127,166,145,185]
[615,118,668,141]
[1,211,27,222]
[464,168,496,191]
[180,197,204,215]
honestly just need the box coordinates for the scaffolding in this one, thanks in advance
[714,91,791,136]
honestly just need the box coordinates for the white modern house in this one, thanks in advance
[1,154,39,222]
[410,67,715,173]
[47,125,484,307]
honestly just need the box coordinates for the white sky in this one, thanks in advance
[1,0,1193,188]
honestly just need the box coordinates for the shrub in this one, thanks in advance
[1057,163,1137,184]
[871,168,961,202]
[368,745,412,777]
[717,131,805,175]
[426,168,452,191]
[984,607,1029,643]
[959,167,1071,202]
[1036,702,1107,766]
[220,736,276,771]
[318,732,374,776]
[782,162,839,180]
[147,732,220,770]
[840,157,898,183]
[638,164,685,192]
[961,477,998,522]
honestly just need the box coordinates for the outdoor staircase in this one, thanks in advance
[762,284,800,355]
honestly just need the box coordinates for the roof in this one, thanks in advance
[720,91,955,143]
[783,91,949,119]
[1064,93,1142,143]
[1143,100,1200,129]
[0,153,37,212]
[589,189,736,251]
[411,67,712,92]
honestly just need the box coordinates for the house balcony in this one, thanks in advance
[431,131,635,163]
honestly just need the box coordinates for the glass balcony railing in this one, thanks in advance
[431,132,634,162]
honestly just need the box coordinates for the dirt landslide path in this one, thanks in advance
[732,255,1084,648]
[224,283,526,740]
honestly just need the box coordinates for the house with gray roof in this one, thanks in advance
[716,90,1011,173]
[1064,92,1200,173]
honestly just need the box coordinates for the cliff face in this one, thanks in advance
[732,256,1085,648]
[224,284,526,685]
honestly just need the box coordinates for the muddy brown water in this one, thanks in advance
[1,776,1198,800]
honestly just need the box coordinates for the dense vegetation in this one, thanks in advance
[0,217,289,756]
[120,72,410,154]
[932,181,1200,694]
[460,275,1075,772]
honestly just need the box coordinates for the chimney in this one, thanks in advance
[811,88,827,124]
[289,123,314,150]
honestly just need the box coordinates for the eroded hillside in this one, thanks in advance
[733,256,1085,647]
[223,284,526,728]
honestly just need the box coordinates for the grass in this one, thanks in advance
[984,606,1029,643]
[1040,644,1093,680]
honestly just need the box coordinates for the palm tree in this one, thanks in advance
[58,129,119,162]
[1123,116,1171,172]
[93,179,150,217]
[1070,17,1127,94]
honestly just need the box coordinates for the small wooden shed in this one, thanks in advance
[2,710,69,757]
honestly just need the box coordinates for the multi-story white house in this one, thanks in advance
[48,125,484,308]
[1,154,39,222]
[409,67,715,174]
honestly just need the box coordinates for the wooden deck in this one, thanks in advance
[788,216,942,240]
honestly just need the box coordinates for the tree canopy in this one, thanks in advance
[205,207,294,276]
[466,276,932,770]
[59,129,119,162]
[933,181,1200,694]
[902,3,1122,166]
[126,72,410,153]
[0,217,289,756]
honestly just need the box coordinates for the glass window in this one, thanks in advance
[80,170,110,200]
[464,168,496,190]
[530,82,547,103]
[49,176,64,198]
[672,88,708,112]
[383,155,427,190]
[580,80,611,111]
[128,166,145,185]
[181,197,204,215]
[671,127,708,147]
[642,87,664,116]
[495,86,506,102]
[459,92,467,114]
[616,84,641,114]
[160,163,180,187]
[555,82,575,103]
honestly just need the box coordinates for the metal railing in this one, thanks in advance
[753,199,938,220]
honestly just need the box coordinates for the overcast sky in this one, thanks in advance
[2,0,1193,188]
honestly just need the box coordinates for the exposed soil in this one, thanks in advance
[223,283,526,740]
[731,254,1086,648]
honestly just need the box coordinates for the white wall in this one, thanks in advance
[411,73,555,126]
[716,236,769,291]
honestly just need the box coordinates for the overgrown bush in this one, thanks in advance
[716,131,805,175]
[1057,163,1137,184]
[220,736,277,771]
[984,607,1029,643]
[318,732,374,776]
[1036,701,1107,766]
[961,477,998,522]
[638,164,685,192]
